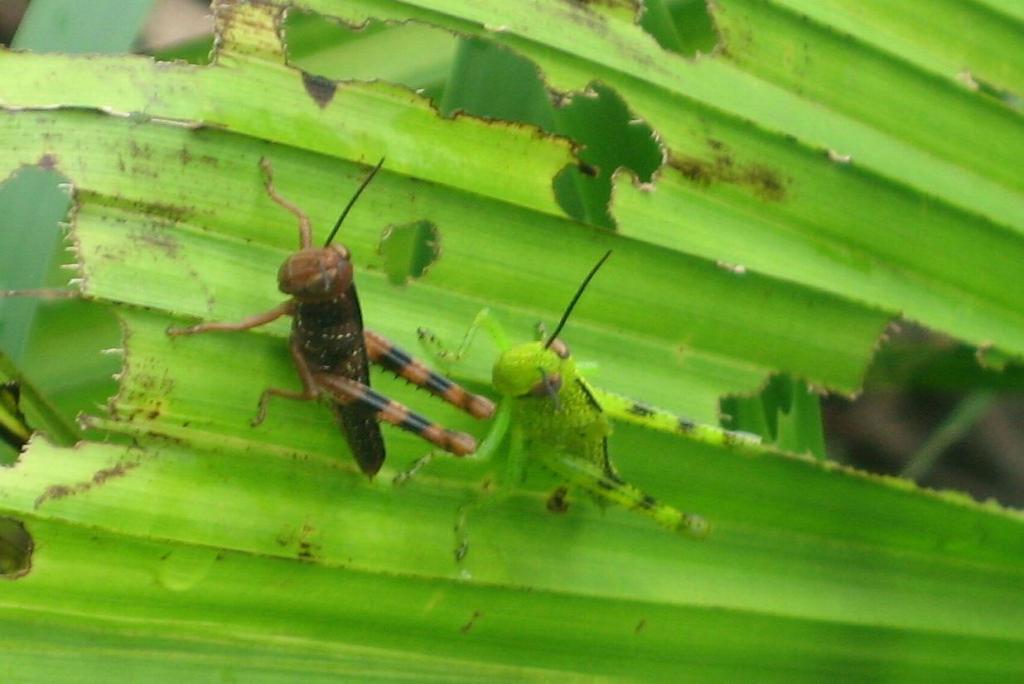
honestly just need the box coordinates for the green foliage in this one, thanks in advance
[1,0,1022,680]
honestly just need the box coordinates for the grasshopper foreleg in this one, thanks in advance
[416,308,510,369]
[260,157,313,249]
[166,300,295,337]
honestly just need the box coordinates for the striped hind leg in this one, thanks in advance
[393,398,512,488]
[314,373,479,457]
[363,329,495,420]
[538,450,709,538]
[588,384,763,451]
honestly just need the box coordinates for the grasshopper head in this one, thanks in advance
[278,244,353,301]
[491,250,609,405]
[492,340,573,400]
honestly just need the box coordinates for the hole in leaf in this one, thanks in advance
[721,375,825,460]
[278,15,663,229]
[823,323,1024,507]
[379,221,440,285]
[281,12,458,104]
[440,36,556,130]
[145,1,216,64]
[640,0,719,57]
[0,517,33,579]
[552,83,662,228]
[441,38,661,228]
[0,166,75,364]
[0,167,120,455]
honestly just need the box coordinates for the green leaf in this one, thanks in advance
[286,12,458,95]
[1,0,143,446]
[304,0,1024,357]
[1,1,1022,680]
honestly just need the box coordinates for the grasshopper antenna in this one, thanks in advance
[544,250,612,348]
[324,157,385,247]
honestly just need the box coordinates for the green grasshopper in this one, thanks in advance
[409,251,762,559]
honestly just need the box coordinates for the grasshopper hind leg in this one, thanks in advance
[542,451,709,539]
[364,329,495,420]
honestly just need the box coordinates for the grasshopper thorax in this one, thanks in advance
[278,244,354,302]
[492,340,574,399]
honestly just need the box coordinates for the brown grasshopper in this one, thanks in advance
[167,158,495,475]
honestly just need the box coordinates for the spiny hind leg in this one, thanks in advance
[316,372,478,457]
[364,329,495,420]
[540,451,709,538]
[590,385,762,450]
[259,157,313,249]
[393,401,512,485]
[390,308,510,483]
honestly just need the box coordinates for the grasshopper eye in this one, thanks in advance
[529,370,562,411]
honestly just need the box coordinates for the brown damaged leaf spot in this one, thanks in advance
[213,0,287,63]
[178,146,220,168]
[460,610,483,634]
[126,198,195,224]
[278,521,323,561]
[127,139,154,161]
[141,431,186,446]
[302,71,337,109]
[130,365,177,396]
[0,517,33,579]
[33,459,141,509]
[37,153,58,170]
[745,164,785,201]
[546,485,571,513]
[668,142,788,201]
[560,0,642,33]
[566,0,639,13]
[108,351,177,427]
[128,223,180,259]
[297,539,320,561]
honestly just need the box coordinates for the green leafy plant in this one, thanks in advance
[1,1,1022,680]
